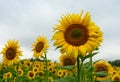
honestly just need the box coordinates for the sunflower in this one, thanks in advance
[63,70,68,77]
[32,67,39,73]
[52,10,103,57]
[3,73,7,79]
[48,65,54,72]
[94,60,112,81]
[48,77,53,82]
[94,60,112,73]
[14,77,16,82]
[57,69,63,78]
[32,36,49,58]
[59,53,76,66]
[6,72,12,78]
[18,68,24,76]
[27,71,35,80]
[37,70,44,76]
[1,40,22,66]
[112,74,120,81]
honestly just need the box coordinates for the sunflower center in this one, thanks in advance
[34,68,37,72]
[71,29,82,39]
[29,73,34,77]
[96,66,108,72]
[38,72,43,76]
[18,70,22,75]
[35,42,44,53]
[64,58,75,66]
[7,74,10,78]
[6,47,16,60]
[64,24,88,46]
[114,77,120,80]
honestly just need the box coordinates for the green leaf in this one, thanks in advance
[94,71,108,77]
[85,52,99,59]
[53,76,76,82]
[78,53,85,62]
[55,65,75,70]
[95,47,99,51]
[99,80,111,82]
[85,65,95,73]
[55,46,62,50]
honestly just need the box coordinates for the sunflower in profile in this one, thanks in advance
[32,36,49,58]
[52,10,103,57]
[59,53,76,66]
[1,40,22,66]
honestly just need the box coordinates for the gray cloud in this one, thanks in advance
[0,0,120,62]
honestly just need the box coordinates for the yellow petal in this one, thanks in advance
[78,45,86,57]
[67,45,73,55]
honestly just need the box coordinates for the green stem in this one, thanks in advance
[90,55,93,82]
[45,53,49,82]
[77,55,80,82]
[80,60,83,82]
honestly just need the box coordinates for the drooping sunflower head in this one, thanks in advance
[52,10,103,57]
[32,36,49,58]
[59,53,76,66]
[1,40,22,66]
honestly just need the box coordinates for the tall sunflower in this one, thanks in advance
[32,36,49,58]
[59,53,76,66]
[52,10,103,57]
[1,40,22,66]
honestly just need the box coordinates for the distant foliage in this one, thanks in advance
[109,60,120,66]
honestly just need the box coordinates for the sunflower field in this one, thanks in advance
[0,11,120,82]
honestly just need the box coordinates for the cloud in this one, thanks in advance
[0,0,120,63]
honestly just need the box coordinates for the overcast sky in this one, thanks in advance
[0,0,120,62]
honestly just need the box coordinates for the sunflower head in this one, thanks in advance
[37,70,44,76]
[112,74,120,81]
[1,40,22,66]
[57,69,63,78]
[94,60,113,78]
[32,36,49,58]
[6,72,12,78]
[52,10,103,57]
[27,71,35,80]
[59,53,76,66]
[18,68,24,76]
[32,67,39,73]
[94,60,112,74]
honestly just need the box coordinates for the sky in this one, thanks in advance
[0,0,120,62]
